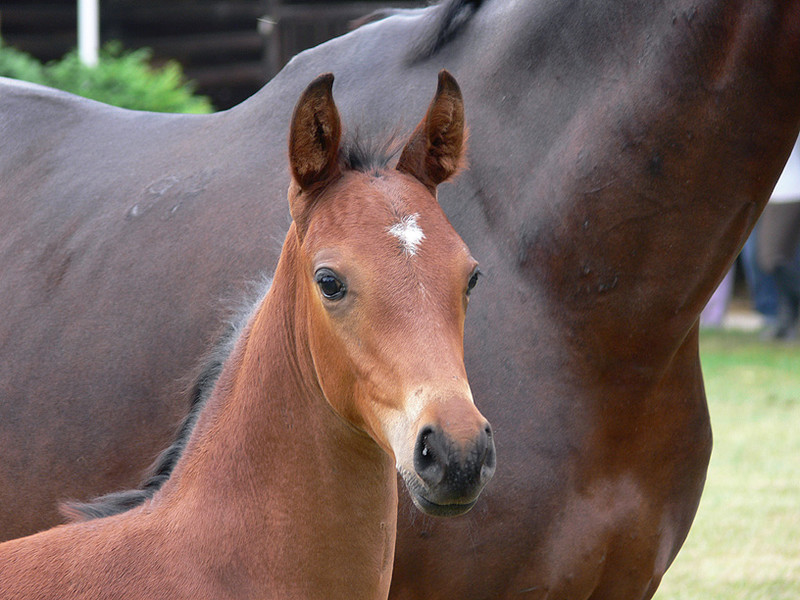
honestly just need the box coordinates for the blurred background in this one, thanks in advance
[0,0,425,110]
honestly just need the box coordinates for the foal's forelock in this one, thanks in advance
[338,134,403,175]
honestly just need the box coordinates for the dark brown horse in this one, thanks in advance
[1,1,799,598]
[0,70,494,599]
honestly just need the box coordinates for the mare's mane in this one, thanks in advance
[351,0,485,63]
[410,0,485,62]
[62,135,404,523]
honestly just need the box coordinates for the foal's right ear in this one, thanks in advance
[288,73,342,194]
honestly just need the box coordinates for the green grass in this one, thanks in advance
[654,329,800,600]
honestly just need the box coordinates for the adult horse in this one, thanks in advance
[1,0,799,598]
[0,70,495,600]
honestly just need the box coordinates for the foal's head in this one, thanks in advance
[286,71,495,516]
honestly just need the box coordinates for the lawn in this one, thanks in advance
[654,329,800,600]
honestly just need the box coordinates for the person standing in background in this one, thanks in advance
[757,137,800,340]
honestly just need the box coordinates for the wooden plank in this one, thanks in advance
[0,5,76,31]
[1,33,75,61]
[109,3,268,34]
[124,31,264,64]
[185,60,267,88]
[269,2,423,19]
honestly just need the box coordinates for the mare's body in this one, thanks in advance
[0,72,493,599]
[1,1,799,598]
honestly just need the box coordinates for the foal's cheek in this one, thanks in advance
[306,320,369,430]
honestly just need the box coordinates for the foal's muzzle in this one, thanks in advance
[404,420,496,517]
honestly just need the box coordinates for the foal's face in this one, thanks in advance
[286,71,495,515]
[299,170,494,515]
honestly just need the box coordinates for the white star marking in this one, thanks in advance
[387,213,425,256]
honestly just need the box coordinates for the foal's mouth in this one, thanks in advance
[398,467,482,518]
[410,492,479,517]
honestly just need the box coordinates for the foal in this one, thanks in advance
[0,71,494,599]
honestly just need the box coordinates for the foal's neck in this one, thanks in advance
[158,232,397,598]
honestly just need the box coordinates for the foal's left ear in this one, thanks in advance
[396,70,466,191]
[288,73,342,193]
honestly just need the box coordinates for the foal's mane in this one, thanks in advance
[61,135,403,523]
[60,282,266,522]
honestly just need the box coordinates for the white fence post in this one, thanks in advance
[78,0,99,67]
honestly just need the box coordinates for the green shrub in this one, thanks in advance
[0,39,213,113]
[0,40,47,85]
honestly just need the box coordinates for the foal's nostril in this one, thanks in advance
[414,426,445,486]
[481,423,497,473]
[419,429,433,461]
[481,423,495,470]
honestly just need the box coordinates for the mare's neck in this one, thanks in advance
[156,230,397,598]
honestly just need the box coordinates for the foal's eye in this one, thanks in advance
[315,269,346,301]
[466,268,481,296]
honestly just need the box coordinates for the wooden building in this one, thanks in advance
[0,0,424,109]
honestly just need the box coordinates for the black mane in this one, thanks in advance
[409,0,485,63]
[338,132,403,175]
[350,0,485,64]
[61,282,270,522]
